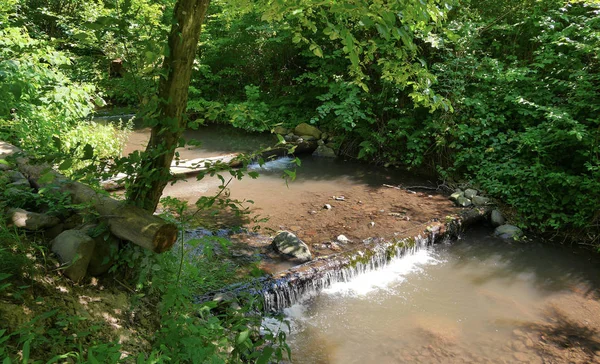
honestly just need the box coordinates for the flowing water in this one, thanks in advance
[112,121,436,232]
[275,228,600,363]
[108,117,600,362]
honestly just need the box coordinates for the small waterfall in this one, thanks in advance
[248,156,296,171]
[261,232,442,312]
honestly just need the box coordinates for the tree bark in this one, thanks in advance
[127,0,211,212]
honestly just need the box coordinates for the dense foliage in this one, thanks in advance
[189,0,600,238]
[1,0,599,360]
[4,0,597,238]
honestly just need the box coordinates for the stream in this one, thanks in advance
[108,117,600,363]
[277,228,600,363]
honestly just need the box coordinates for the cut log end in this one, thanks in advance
[154,224,178,253]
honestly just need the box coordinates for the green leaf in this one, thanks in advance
[312,45,323,58]
[360,16,374,27]
[257,346,274,364]
[83,144,94,160]
[59,159,73,170]
[236,330,249,345]
[52,136,62,150]
[37,170,56,184]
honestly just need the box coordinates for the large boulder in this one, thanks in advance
[8,208,61,231]
[51,230,96,282]
[272,231,312,262]
[294,123,322,139]
[494,224,523,240]
[312,145,336,158]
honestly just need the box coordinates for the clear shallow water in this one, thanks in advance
[279,228,600,363]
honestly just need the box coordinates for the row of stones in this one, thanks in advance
[449,188,523,240]
[275,123,337,158]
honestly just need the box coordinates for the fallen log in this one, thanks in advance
[100,139,317,191]
[0,141,177,253]
[101,153,243,191]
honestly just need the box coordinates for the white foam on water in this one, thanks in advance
[248,156,295,171]
[322,248,439,296]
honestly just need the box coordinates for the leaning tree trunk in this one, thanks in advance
[127,0,211,212]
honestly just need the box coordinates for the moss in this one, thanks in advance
[348,249,377,268]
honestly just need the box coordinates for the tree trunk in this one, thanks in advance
[126,0,211,212]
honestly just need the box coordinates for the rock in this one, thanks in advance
[272,231,312,262]
[213,292,235,303]
[7,179,31,189]
[328,242,342,251]
[494,224,523,240]
[88,234,120,276]
[464,188,478,199]
[472,195,490,206]
[317,139,325,146]
[44,223,65,240]
[300,135,317,141]
[336,235,350,244]
[0,162,12,171]
[312,145,336,158]
[294,123,322,139]
[333,196,345,201]
[63,214,84,230]
[212,292,241,310]
[51,230,96,282]
[273,126,289,135]
[7,208,61,231]
[456,196,472,207]
[320,133,329,141]
[449,191,464,202]
[6,170,26,182]
[324,204,332,210]
[284,133,301,143]
[491,209,505,227]
[369,221,375,227]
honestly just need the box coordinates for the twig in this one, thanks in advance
[403,185,439,191]
[114,278,136,294]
